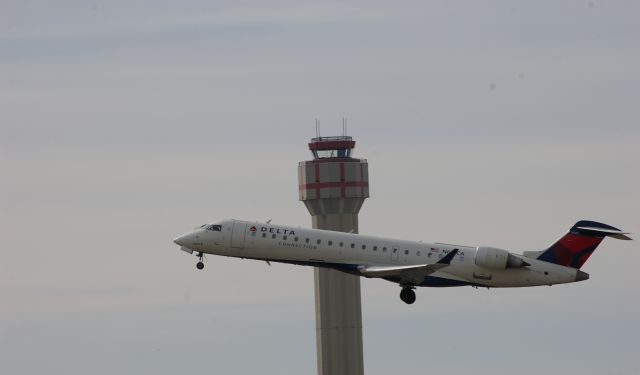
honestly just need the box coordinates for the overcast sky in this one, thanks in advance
[2,1,639,374]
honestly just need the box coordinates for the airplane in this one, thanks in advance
[173,219,631,304]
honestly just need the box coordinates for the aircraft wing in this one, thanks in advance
[358,249,459,285]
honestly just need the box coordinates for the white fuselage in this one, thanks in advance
[175,219,582,288]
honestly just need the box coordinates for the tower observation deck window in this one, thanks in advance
[309,136,355,159]
[315,149,350,158]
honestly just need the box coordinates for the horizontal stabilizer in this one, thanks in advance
[573,225,632,240]
[610,233,633,240]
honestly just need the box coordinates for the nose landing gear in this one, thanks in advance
[196,252,205,270]
[400,286,416,304]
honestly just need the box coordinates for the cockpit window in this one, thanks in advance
[206,225,222,231]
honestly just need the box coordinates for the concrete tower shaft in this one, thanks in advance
[298,136,368,375]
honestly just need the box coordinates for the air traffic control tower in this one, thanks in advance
[298,135,368,375]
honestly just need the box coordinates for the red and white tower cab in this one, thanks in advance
[298,135,368,375]
[299,136,369,216]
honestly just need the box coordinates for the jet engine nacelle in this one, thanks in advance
[475,246,529,269]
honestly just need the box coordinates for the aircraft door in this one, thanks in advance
[391,246,400,262]
[231,220,247,248]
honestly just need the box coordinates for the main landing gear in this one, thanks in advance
[400,286,416,304]
[196,252,205,270]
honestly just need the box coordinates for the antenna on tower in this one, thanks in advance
[343,117,348,136]
[315,119,321,138]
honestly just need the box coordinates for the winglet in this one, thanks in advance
[438,249,459,265]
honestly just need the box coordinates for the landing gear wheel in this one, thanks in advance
[196,252,205,270]
[400,287,416,304]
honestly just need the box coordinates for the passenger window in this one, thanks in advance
[306,238,310,243]
[317,239,321,245]
[350,243,355,248]
[416,251,421,256]
[272,234,276,239]
[362,245,366,250]
[383,247,387,252]
[328,241,333,246]
[283,235,287,240]
[294,237,299,242]
[262,233,266,238]
[339,242,344,247]
[373,246,378,251]
[404,250,409,255]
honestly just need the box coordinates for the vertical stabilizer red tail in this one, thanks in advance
[536,221,630,269]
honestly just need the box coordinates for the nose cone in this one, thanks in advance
[173,233,192,247]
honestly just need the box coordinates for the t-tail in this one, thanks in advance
[524,220,631,269]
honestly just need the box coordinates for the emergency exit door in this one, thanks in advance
[391,246,400,262]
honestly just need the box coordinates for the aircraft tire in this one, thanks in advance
[196,261,205,270]
[400,288,416,304]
